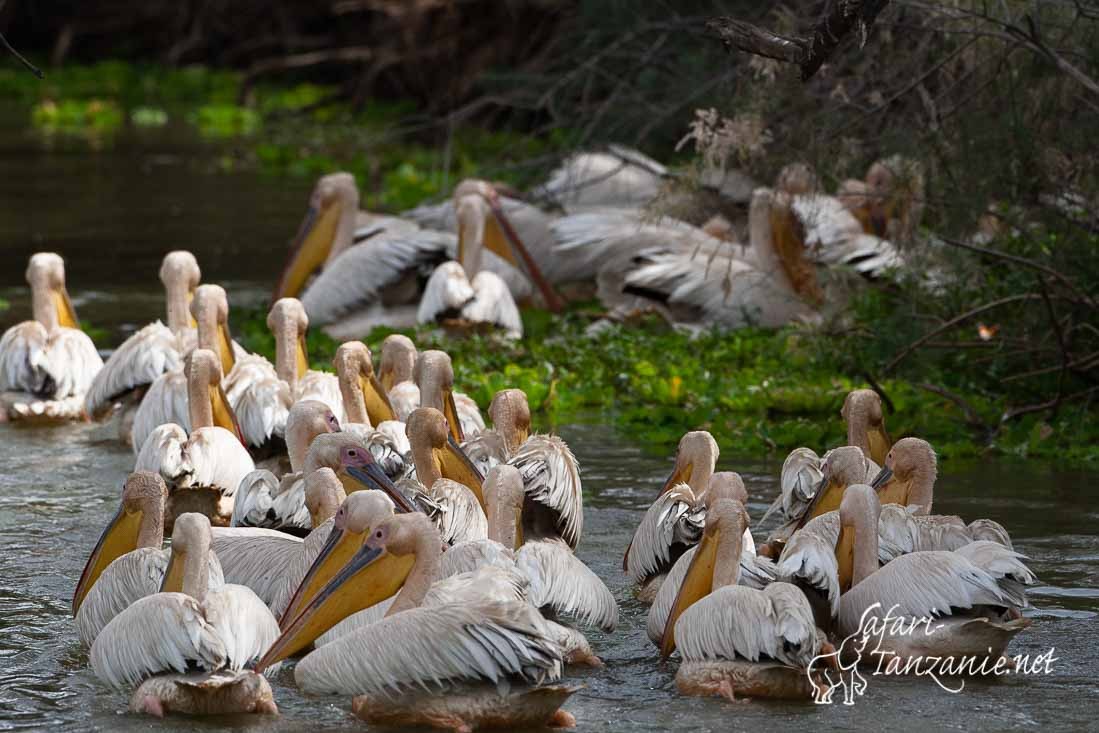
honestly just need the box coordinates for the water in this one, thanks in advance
[2,128,1099,732]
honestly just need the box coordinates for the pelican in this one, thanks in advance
[531,145,669,213]
[84,251,200,443]
[332,341,408,478]
[868,437,938,513]
[460,388,531,473]
[264,298,343,416]
[129,283,250,453]
[89,513,280,717]
[624,430,717,602]
[645,473,776,644]
[378,334,419,421]
[230,428,412,533]
[657,499,829,701]
[255,512,576,732]
[0,252,102,422]
[134,349,253,529]
[403,407,487,545]
[839,156,925,242]
[72,472,224,647]
[415,349,484,442]
[834,485,1033,664]
[594,188,821,330]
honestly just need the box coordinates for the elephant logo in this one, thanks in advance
[807,632,872,705]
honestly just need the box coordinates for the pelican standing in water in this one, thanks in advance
[834,485,1033,664]
[72,472,224,647]
[135,349,253,529]
[0,252,102,422]
[84,251,200,443]
[89,513,280,718]
[657,499,830,701]
[378,334,420,421]
[256,512,577,732]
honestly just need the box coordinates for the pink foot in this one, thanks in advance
[141,696,166,718]
[550,710,576,728]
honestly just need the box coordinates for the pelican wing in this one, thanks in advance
[186,427,255,500]
[388,382,419,423]
[130,372,190,454]
[462,429,507,475]
[439,539,516,577]
[532,148,665,213]
[301,230,454,326]
[85,321,181,416]
[761,447,821,528]
[418,262,475,324]
[509,435,583,549]
[134,423,192,486]
[793,194,904,277]
[424,479,488,545]
[228,369,291,450]
[210,527,304,609]
[343,422,409,479]
[838,550,1020,636]
[625,484,704,584]
[270,520,332,616]
[202,585,281,670]
[462,271,523,338]
[76,547,168,647]
[43,327,103,398]
[89,593,227,690]
[776,512,840,618]
[517,541,618,631]
[454,392,485,438]
[295,601,562,696]
[967,518,1013,548]
[675,582,818,668]
[299,370,343,419]
[952,541,1035,607]
[229,470,280,528]
[0,321,51,394]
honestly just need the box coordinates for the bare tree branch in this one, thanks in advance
[0,30,44,78]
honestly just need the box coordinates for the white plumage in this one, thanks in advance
[509,435,584,549]
[0,321,102,420]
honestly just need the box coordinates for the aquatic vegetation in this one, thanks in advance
[231,305,1099,466]
[129,106,167,127]
[31,99,123,137]
[190,104,261,138]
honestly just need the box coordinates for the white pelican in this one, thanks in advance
[265,297,343,416]
[378,334,419,421]
[255,512,576,732]
[72,472,224,647]
[129,283,250,453]
[89,513,280,717]
[332,341,408,478]
[531,145,669,213]
[657,499,830,701]
[0,252,102,422]
[645,474,776,644]
[596,188,822,330]
[834,485,1033,664]
[231,428,414,533]
[415,349,484,442]
[84,251,200,442]
[868,436,938,513]
[460,387,531,473]
[134,349,253,529]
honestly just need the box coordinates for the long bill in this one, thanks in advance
[659,524,720,658]
[278,518,372,627]
[346,464,417,514]
[258,543,415,670]
[437,435,485,510]
[359,371,396,426]
[209,381,245,445]
[442,389,466,444]
[54,286,80,329]
[799,473,845,528]
[866,425,892,466]
[482,190,563,313]
[72,504,143,614]
[272,200,342,302]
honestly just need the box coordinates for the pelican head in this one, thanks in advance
[73,472,167,615]
[662,430,719,495]
[837,483,882,591]
[869,437,937,514]
[378,334,417,392]
[268,297,310,386]
[305,467,347,529]
[334,341,395,427]
[806,445,873,521]
[158,251,201,333]
[406,407,484,508]
[488,389,531,454]
[274,172,359,301]
[190,284,236,375]
[841,389,890,465]
[303,432,413,512]
[285,400,340,472]
[705,471,747,507]
[186,348,242,441]
[159,512,213,600]
[485,464,526,550]
[414,350,465,443]
[660,498,749,658]
[27,252,78,331]
[277,488,398,628]
[260,511,435,668]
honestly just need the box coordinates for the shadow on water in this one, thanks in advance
[2,126,1099,732]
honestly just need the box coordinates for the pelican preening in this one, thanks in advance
[0,253,102,422]
[89,513,280,717]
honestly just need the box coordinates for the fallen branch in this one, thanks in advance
[707,0,893,81]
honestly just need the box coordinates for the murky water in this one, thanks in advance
[2,129,1099,732]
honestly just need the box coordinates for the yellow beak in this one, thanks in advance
[660,525,719,658]
[435,436,485,510]
[159,547,187,593]
[442,389,465,444]
[208,382,245,445]
[660,461,692,495]
[296,334,310,380]
[54,287,79,329]
[866,425,891,466]
[802,475,846,526]
[72,506,143,614]
[259,544,414,669]
[359,372,396,426]
[835,522,856,593]
[277,524,368,627]
[216,322,236,375]
[273,200,342,301]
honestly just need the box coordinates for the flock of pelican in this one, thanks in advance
[0,147,1032,730]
